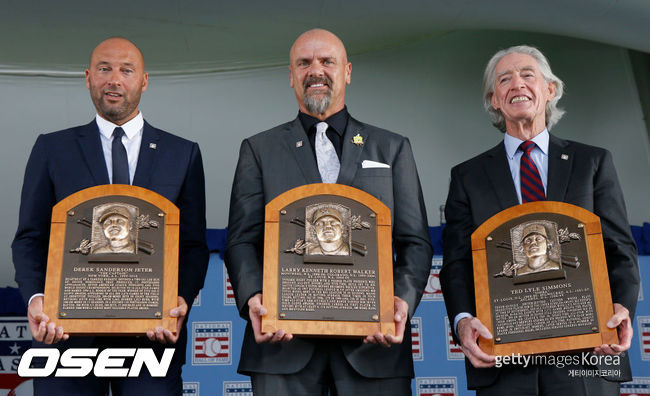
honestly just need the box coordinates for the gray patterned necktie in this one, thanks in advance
[315,122,340,183]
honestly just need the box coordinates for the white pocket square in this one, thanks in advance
[361,160,390,169]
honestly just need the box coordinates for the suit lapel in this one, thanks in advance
[337,117,366,185]
[283,118,321,183]
[546,134,572,201]
[484,142,519,210]
[132,121,161,189]
[77,120,110,185]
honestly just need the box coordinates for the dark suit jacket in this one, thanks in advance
[225,116,433,378]
[440,134,639,389]
[12,120,209,360]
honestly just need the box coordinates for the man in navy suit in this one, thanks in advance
[440,45,639,395]
[12,37,209,395]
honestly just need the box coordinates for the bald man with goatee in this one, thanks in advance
[13,37,209,395]
[225,29,432,395]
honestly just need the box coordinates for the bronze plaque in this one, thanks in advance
[61,196,165,319]
[472,201,617,355]
[43,185,179,335]
[279,196,379,322]
[262,183,395,337]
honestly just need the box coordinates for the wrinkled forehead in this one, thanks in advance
[495,52,540,76]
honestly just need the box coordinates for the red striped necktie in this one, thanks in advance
[520,140,546,202]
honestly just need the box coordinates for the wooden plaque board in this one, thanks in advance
[43,185,179,335]
[262,183,395,337]
[472,201,617,355]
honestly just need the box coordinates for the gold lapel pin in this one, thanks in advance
[352,133,363,146]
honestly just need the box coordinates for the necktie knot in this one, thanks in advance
[316,122,328,136]
[520,140,536,154]
[112,127,125,140]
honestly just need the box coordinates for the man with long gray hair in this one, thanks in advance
[440,45,639,395]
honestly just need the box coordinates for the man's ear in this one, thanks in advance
[490,92,499,111]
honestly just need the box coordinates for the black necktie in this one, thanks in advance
[112,127,130,185]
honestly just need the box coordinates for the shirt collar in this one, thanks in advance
[504,128,549,159]
[95,112,144,140]
[298,106,349,136]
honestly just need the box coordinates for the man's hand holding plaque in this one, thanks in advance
[457,316,496,368]
[28,295,69,344]
[363,296,408,347]
[594,302,633,356]
[146,296,188,344]
[249,293,294,344]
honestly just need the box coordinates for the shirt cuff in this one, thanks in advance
[28,293,44,306]
[453,312,473,336]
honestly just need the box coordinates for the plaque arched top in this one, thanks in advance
[265,183,391,226]
[471,201,601,252]
[51,184,180,225]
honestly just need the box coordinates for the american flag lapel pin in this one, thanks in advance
[149,143,157,149]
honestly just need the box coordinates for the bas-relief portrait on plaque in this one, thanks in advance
[514,221,562,276]
[284,202,372,263]
[493,219,582,285]
[69,202,159,257]
[305,204,351,256]
[92,203,139,254]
